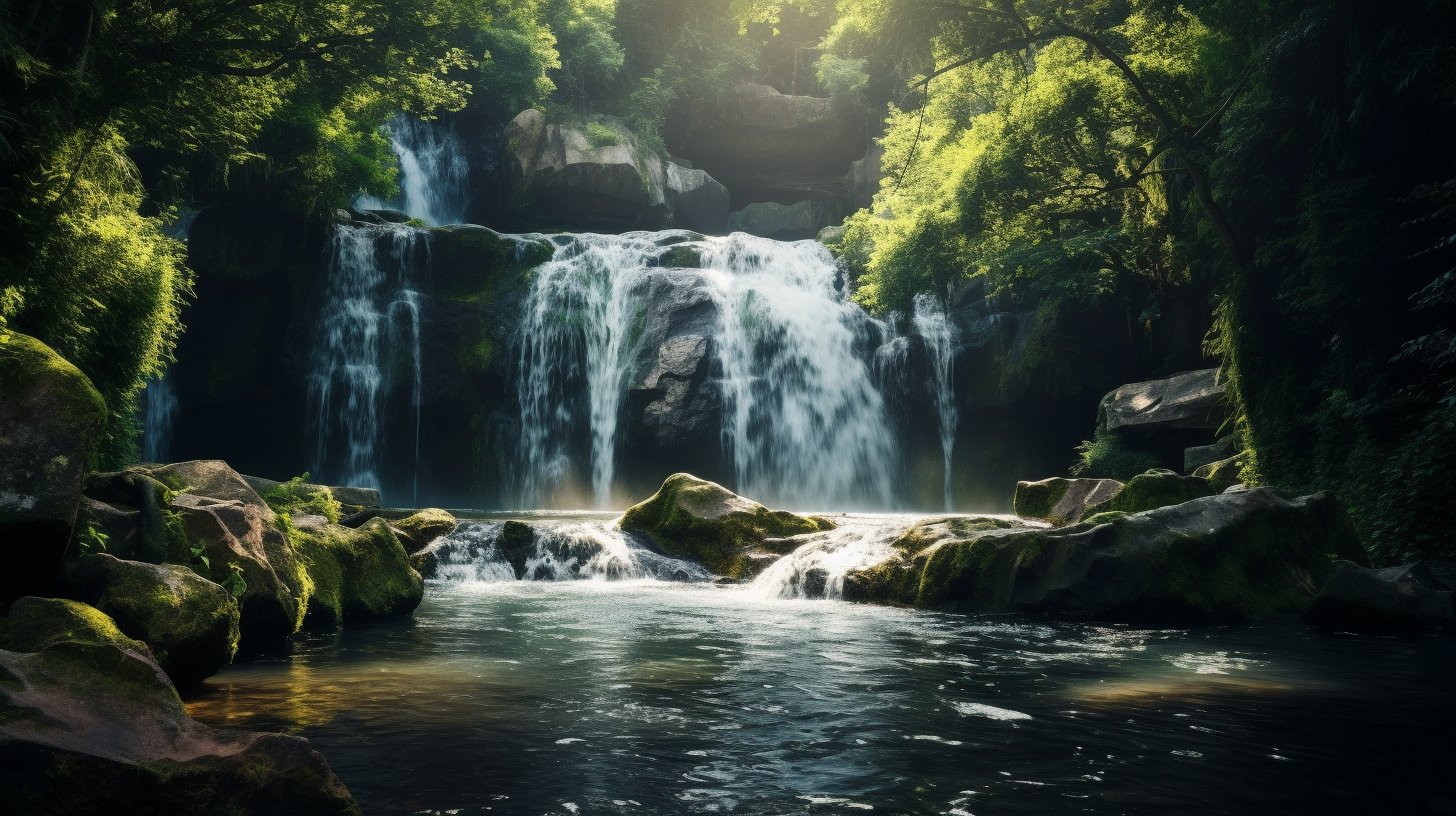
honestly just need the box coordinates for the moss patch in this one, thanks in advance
[289,517,423,626]
[1085,470,1216,516]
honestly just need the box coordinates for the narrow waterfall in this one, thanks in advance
[514,232,900,509]
[140,371,178,463]
[307,224,427,496]
[912,294,959,511]
[706,236,898,508]
[357,114,470,226]
[749,514,924,599]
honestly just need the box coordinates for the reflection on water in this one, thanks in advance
[188,581,1456,816]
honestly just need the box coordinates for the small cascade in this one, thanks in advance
[912,294,959,511]
[749,514,924,600]
[139,371,178,463]
[357,114,470,226]
[706,236,898,508]
[307,224,427,496]
[430,519,712,583]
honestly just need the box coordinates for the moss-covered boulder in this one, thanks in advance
[390,508,458,554]
[1193,453,1247,493]
[0,333,108,607]
[1083,469,1217,516]
[844,488,1362,621]
[56,554,239,688]
[290,516,424,626]
[1013,477,1123,525]
[0,598,360,815]
[619,474,834,578]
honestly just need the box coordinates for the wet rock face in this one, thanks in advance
[666,162,731,234]
[620,473,833,579]
[0,333,108,607]
[0,597,360,816]
[846,488,1363,621]
[1099,369,1227,434]
[1309,560,1456,629]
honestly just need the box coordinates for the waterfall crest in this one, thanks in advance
[357,115,470,226]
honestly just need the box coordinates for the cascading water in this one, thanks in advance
[912,293,960,511]
[749,513,925,600]
[515,232,899,509]
[307,224,427,496]
[357,114,470,226]
[429,518,712,582]
[140,371,178,463]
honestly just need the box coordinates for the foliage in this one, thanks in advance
[1071,431,1162,481]
[263,473,344,524]
[585,120,622,147]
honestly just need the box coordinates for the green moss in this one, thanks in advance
[1071,430,1163,481]
[1194,453,1247,493]
[0,597,140,655]
[585,121,622,148]
[0,332,107,438]
[1080,511,1129,526]
[391,508,457,553]
[262,474,341,523]
[1012,479,1071,520]
[1084,471,1216,516]
[290,518,422,626]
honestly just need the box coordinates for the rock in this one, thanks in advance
[1099,369,1227,434]
[0,333,108,607]
[1308,560,1456,629]
[496,520,538,578]
[56,554,240,688]
[364,208,412,224]
[844,488,1362,621]
[0,598,359,815]
[727,200,834,241]
[390,508,458,553]
[330,486,381,509]
[143,460,275,518]
[1013,477,1124,525]
[666,162,730,234]
[504,110,667,231]
[1083,470,1218,516]
[1193,453,1247,493]
[409,549,438,579]
[1184,435,1236,474]
[77,470,176,563]
[619,474,834,578]
[289,516,423,626]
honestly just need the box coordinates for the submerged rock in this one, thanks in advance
[1013,477,1123,525]
[1308,560,1456,629]
[0,597,359,815]
[845,488,1361,621]
[289,515,423,626]
[619,473,834,578]
[0,332,108,607]
[1083,470,1217,516]
[56,554,239,689]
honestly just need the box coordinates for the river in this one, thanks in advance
[185,515,1456,815]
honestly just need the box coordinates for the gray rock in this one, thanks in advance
[666,162,730,234]
[1309,560,1456,629]
[365,208,412,224]
[1185,435,1236,474]
[0,333,108,606]
[728,200,834,240]
[1013,477,1124,525]
[1099,369,1227,434]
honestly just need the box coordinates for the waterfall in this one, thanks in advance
[140,371,178,463]
[749,514,923,600]
[308,224,427,496]
[705,235,897,508]
[912,294,959,511]
[429,519,712,582]
[357,114,470,226]
[514,232,900,509]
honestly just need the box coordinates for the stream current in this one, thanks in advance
[188,515,1456,816]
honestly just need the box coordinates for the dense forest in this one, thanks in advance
[2,0,1453,563]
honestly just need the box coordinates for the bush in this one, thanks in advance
[1071,431,1163,481]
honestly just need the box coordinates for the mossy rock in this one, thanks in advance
[391,509,458,554]
[290,517,423,626]
[1083,470,1216,516]
[1013,477,1123,525]
[1194,453,1248,493]
[57,554,239,689]
[619,473,835,578]
[657,245,703,268]
[0,596,146,656]
[0,333,108,606]
[845,489,1362,621]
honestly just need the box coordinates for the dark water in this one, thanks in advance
[188,580,1456,816]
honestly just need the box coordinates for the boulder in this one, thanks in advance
[1083,470,1218,516]
[504,110,667,231]
[727,200,834,241]
[142,460,276,517]
[1193,453,1247,493]
[1099,369,1227,434]
[619,474,834,578]
[495,519,538,578]
[77,470,176,563]
[0,598,359,815]
[1184,435,1236,474]
[241,475,381,514]
[56,554,239,688]
[1308,560,1455,629]
[666,162,730,234]
[1013,477,1123,525]
[0,333,108,607]
[844,488,1362,621]
[289,516,424,626]
[389,508,458,553]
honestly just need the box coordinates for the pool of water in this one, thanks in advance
[188,579,1456,815]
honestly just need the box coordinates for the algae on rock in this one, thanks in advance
[620,473,834,578]
[288,515,424,626]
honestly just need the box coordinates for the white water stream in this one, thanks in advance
[913,293,960,511]
[357,114,470,226]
